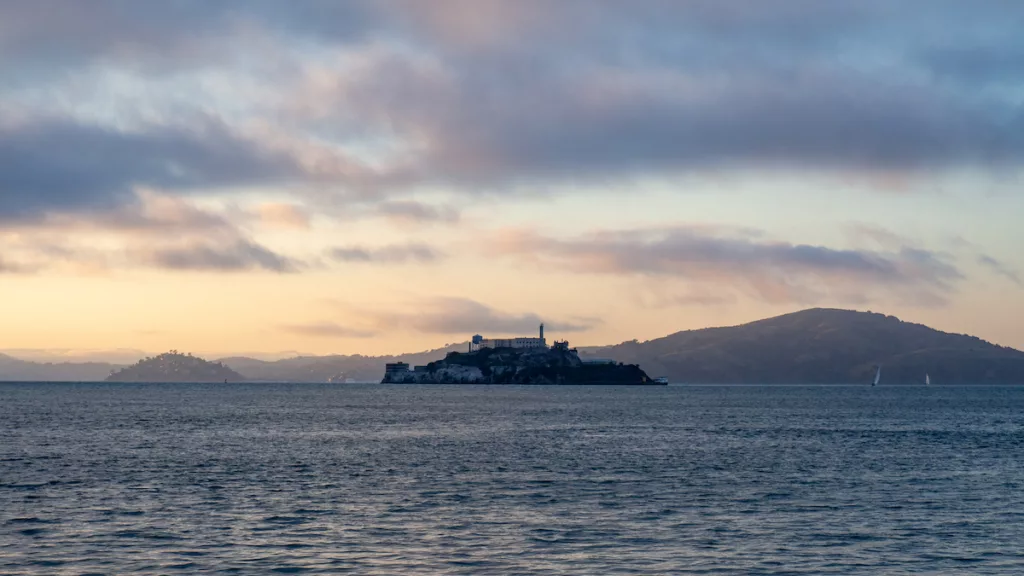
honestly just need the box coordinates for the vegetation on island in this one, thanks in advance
[106,351,245,383]
[382,343,655,385]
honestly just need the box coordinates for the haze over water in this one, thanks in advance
[2,383,1023,574]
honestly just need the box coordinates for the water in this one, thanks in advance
[2,383,1023,574]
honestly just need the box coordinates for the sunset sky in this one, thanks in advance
[2,1,1023,362]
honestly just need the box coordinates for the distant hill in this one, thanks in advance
[0,353,120,382]
[107,351,244,383]
[579,308,1024,384]
[218,343,470,382]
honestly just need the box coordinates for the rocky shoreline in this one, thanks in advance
[381,343,659,385]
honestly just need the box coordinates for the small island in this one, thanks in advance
[382,325,659,385]
[106,351,245,383]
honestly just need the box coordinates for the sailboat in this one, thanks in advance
[872,365,881,387]
[925,373,931,386]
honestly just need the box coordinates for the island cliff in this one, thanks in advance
[381,342,657,385]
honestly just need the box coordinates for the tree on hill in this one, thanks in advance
[106,351,245,383]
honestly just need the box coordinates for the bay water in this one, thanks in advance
[2,383,1023,574]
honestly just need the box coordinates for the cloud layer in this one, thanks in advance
[490,227,967,306]
[2,0,1023,220]
[328,243,443,264]
[1,0,1020,322]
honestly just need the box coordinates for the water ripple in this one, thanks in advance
[2,383,1024,574]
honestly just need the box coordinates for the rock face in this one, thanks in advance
[106,351,245,383]
[381,344,656,385]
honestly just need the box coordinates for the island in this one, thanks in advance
[106,351,245,383]
[382,327,658,385]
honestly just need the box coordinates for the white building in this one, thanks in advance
[472,324,547,350]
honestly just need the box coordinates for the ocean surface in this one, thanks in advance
[2,383,1023,575]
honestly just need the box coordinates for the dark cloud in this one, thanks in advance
[3,0,1024,215]
[0,118,309,220]
[0,192,312,275]
[924,45,1024,84]
[0,0,379,70]
[325,55,1024,188]
[978,255,1022,286]
[357,297,597,335]
[491,227,964,305]
[328,243,443,264]
[280,322,376,338]
[258,1,1024,191]
[138,240,299,273]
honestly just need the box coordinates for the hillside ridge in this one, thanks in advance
[581,308,1023,384]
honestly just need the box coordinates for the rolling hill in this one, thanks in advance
[580,308,1024,384]
[0,353,119,382]
[217,343,469,382]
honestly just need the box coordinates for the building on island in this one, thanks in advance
[471,324,548,351]
[384,362,410,379]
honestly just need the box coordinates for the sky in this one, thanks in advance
[2,0,1024,362]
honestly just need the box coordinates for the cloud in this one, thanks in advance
[135,239,299,273]
[2,1,1023,289]
[328,243,444,264]
[847,224,914,251]
[0,117,310,221]
[353,297,598,335]
[0,257,31,274]
[3,0,1022,222]
[978,255,1022,286]
[0,1,379,70]
[0,192,303,274]
[488,226,965,306]
[265,2,1024,194]
[376,201,460,224]
[280,322,376,339]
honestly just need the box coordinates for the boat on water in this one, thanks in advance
[925,373,931,386]
[872,365,881,387]
[653,376,669,385]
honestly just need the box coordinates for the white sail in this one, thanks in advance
[872,366,881,386]
[925,373,930,386]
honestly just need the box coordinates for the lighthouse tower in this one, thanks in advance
[539,323,545,343]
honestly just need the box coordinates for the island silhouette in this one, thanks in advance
[106,351,245,383]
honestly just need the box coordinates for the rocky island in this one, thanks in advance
[382,328,658,385]
[106,351,245,383]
